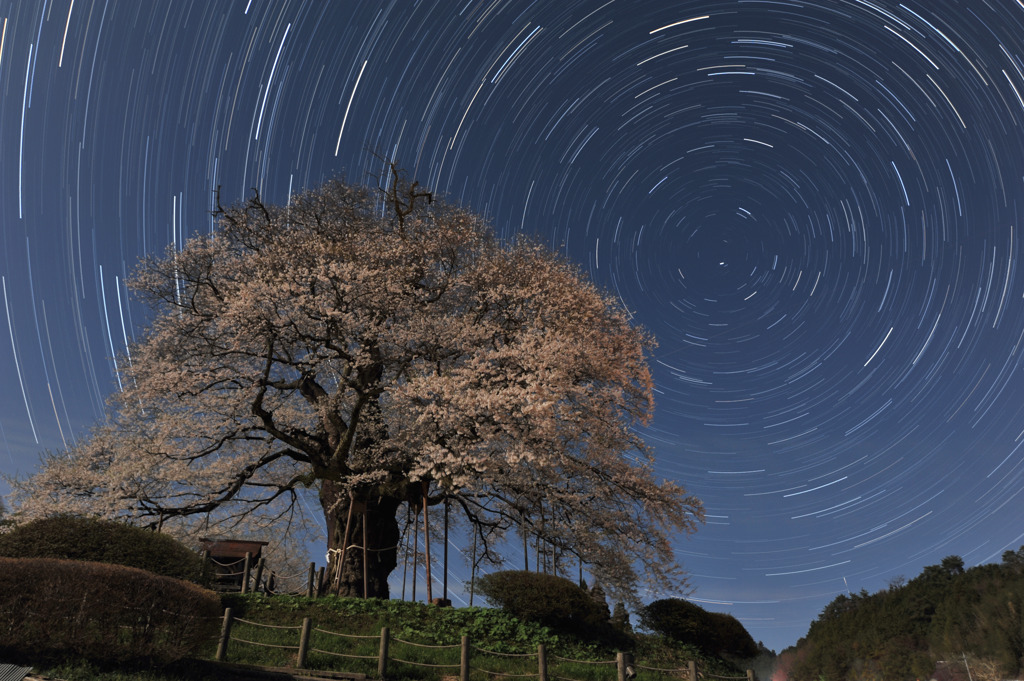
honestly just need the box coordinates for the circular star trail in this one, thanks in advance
[3,0,1024,652]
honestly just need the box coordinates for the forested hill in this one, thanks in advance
[777,546,1024,681]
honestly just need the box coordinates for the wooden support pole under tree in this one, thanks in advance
[363,503,370,598]
[422,480,433,603]
[411,505,419,602]
[538,644,548,681]
[522,522,529,571]
[316,566,326,596]
[297,617,312,668]
[688,661,697,681]
[336,491,356,590]
[401,512,409,601]
[538,507,546,574]
[443,496,449,601]
[253,556,265,593]
[469,529,477,606]
[746,670,754,681]
[306,562,315,598]
[460,635,470,681]
[241,551,252,594]
[215,608,233,662]
[378,626,390,679]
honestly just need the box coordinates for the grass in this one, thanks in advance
[23,594,747,681]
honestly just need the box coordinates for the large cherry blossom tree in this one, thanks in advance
[11,172,703,600]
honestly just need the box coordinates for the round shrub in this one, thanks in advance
[640,598,757,659]
[475,570,609,632]
[0,557,221,663]
[640,598,706,643]
[0,515,210,585]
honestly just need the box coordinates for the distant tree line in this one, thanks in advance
[779,547,1024,681]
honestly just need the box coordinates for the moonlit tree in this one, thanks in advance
[11,170,703,600]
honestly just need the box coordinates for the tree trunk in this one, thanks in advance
[321,479,401,598]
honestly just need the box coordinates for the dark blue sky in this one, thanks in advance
[3,0,1024,653]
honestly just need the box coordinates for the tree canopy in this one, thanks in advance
[11,171,703,601]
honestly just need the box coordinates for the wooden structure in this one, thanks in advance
[200,538,269,592]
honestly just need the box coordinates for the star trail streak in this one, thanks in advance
[2,0,1024,653]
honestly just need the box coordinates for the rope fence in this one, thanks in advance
[235,617,302,630]
[231,636,299,650]
[316,627,381,640]
[310,646,379,661]
[203,550,326,596]
[468,668,538,677]
[215,608,755,681]
[392,637,461,649]
[391,657,461,668]
[476,649,538,658]
[635,663,692,674]
[551,655,616,665]
[209,557,246,567]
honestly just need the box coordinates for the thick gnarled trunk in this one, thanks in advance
[320,479,401,598]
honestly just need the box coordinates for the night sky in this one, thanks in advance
[3,0,1024,653]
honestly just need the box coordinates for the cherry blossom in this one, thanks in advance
[11,172,703,601]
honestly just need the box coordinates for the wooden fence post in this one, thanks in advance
[746,670,754,681]
[254,556,266,593]
[688,661,697,681]
[316,566,326,597]
[616,652,625,681]
[215,607,233,661]
[297,617,312,668]
[538,644,548,681]
[306,562,316,598]
[620,652,635,680]
[460,635,470,681]
[378,626,390,680]
[241,552,252,594]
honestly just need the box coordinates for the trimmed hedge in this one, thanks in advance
[640,598,758,659]
[0,515,210,585]
[0,557,221,663]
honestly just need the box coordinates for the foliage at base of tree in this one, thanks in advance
[0,557,220,664]
[787,546,1024,681]
[224,591,565,654]
[0,515,211,585]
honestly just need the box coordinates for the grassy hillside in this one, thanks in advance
[26,594,754,681]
